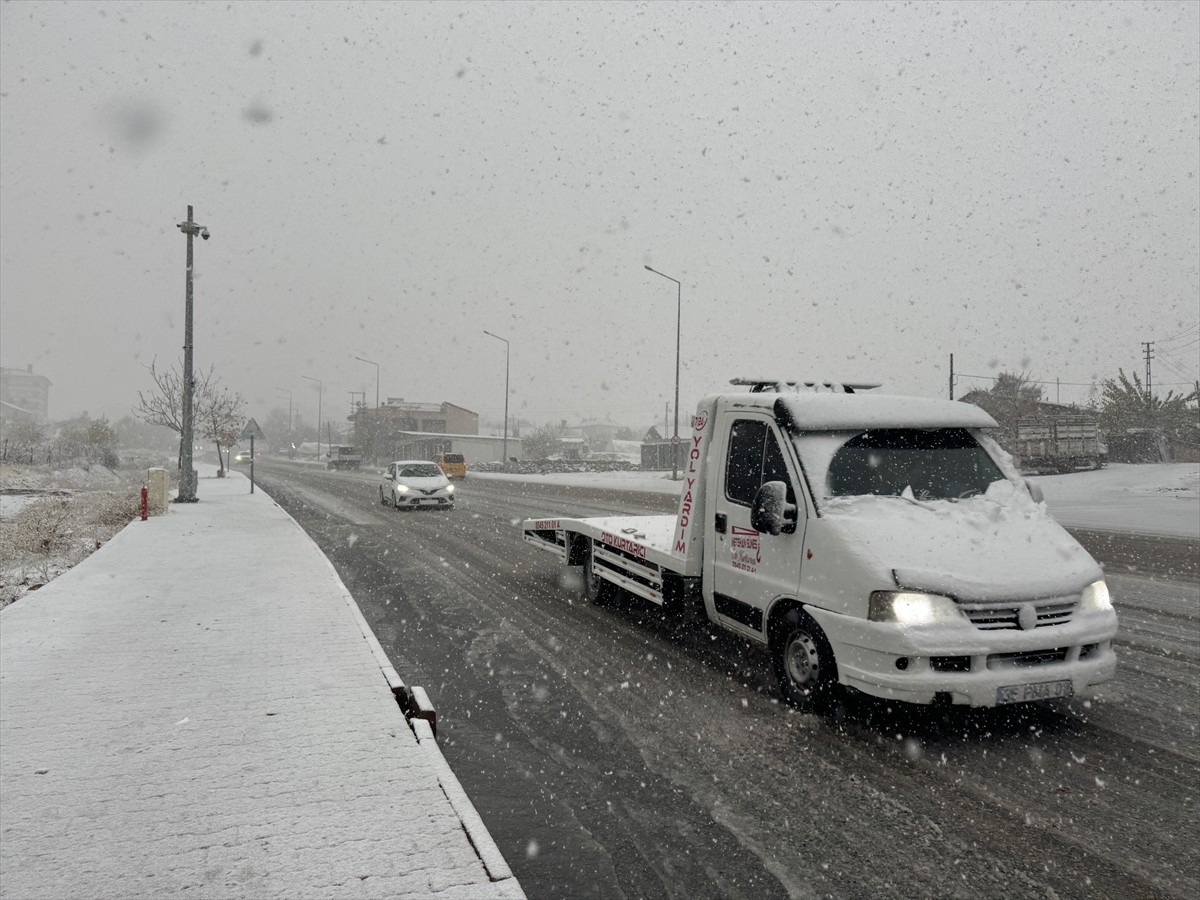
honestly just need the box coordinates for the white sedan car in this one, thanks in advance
[379,460,456,510]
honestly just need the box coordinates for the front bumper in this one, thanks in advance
[395,492,453,507]
[806,605,1119,707]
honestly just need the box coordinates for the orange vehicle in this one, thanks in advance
[433,451,467,479]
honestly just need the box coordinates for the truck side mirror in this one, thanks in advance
[751,481,797,536]
[1025,479,1044,504]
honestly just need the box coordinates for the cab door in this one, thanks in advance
[706,415,808,640]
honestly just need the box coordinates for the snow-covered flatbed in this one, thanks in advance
[523,514,696,602]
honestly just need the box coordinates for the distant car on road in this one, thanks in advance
[379,460,455,510]
[233,450,252,464]
[433,451,467,479]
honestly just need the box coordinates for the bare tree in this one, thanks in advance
[200,385,246,474]
[134,358,241,472]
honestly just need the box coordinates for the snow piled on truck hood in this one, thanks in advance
[822,479,1102,601]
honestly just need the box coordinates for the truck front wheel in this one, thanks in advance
[772,608,838,710]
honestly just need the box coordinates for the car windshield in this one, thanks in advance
[794,428,1005,504]
[398,464,442,478]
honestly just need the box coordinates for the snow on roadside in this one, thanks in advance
[1,464,142,609]
[1028,463,1199,538]
[476,463,1200,538]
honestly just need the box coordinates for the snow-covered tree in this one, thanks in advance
[134,358,244,472]
[1099,369,1199,449]
[960,371,1044,447]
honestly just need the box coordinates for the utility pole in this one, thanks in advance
[949,353,954,400]
[303,375,323,461]
[483,331,510,468]
[1143,341,1154,401]
[175,205,209,502]
[276,388,292,441]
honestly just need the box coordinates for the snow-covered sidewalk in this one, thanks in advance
[0,468,523,899]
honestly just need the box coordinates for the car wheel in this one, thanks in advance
[771,608,838,711]
[380,488,387,506]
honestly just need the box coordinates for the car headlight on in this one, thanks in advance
[869,591,963,625]
[1080,579,1112,612]
[394,484,410,494]
[445,483,455,494]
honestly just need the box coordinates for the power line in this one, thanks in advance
[1155,322,1200,344]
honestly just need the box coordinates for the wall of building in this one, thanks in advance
[388,433,522,465]
[0,366,52,422]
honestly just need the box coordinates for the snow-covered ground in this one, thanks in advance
[0,464,143,607]
[475,463,1200,539]
[1027,463,1198,538]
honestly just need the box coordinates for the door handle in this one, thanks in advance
[714,513,727,534]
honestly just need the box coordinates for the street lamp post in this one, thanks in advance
[303,375,323,461]
[353,358,379,462]
[349,391,365,451]
[644,264,682,481]
[276,387,293,440]
[483,330,510,469]
[175,205,210,502]
[354,356,380,409]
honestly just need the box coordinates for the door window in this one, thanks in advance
[725,419,793,506]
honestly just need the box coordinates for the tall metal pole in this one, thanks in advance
[276,388,292,439]
[303,375,323,461]
[355,356,380,409]
[949,353,954,400]
[644,265,682,480]
[176,205,208,502]
[483,331,510,468]
[1143,341,1154,401]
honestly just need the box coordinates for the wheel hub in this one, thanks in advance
[785,633,820,688]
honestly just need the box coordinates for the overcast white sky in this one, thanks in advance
[2,0,1197,435]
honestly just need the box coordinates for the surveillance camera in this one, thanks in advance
[200,228,211,241]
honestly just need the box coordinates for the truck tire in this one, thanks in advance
[772,608,838,711]
[581,540,608,605]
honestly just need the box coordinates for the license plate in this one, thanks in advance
[996,679,1074,705]
[419,498,438,505]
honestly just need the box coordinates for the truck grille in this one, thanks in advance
[959,597,1077,631]
[988,647,1069,668]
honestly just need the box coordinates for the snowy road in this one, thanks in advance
[255,460,1198,900]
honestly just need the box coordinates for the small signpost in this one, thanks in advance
[240,418,266,493]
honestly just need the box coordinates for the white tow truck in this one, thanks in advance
[522,380,1118,710]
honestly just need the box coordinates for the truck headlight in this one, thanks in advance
[445,484,455,494]
[869,591,962,625]
[1080,580,1112,611]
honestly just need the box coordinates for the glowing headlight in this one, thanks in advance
[445,484,455,494]
[869,591,962,625]
[1080,580,1112,611]
[394,484,410,494]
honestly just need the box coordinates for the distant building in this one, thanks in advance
[0,365,52,423]
[371,399,479,436]
[352,399,480,462]
[387,432,523,465]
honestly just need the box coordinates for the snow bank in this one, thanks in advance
[1029,463,1199,538]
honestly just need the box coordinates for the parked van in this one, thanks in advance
[434,451,467,479]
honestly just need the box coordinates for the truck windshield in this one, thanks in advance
[794,428,1005,504]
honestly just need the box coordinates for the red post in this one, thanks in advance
[140,486,149,521]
